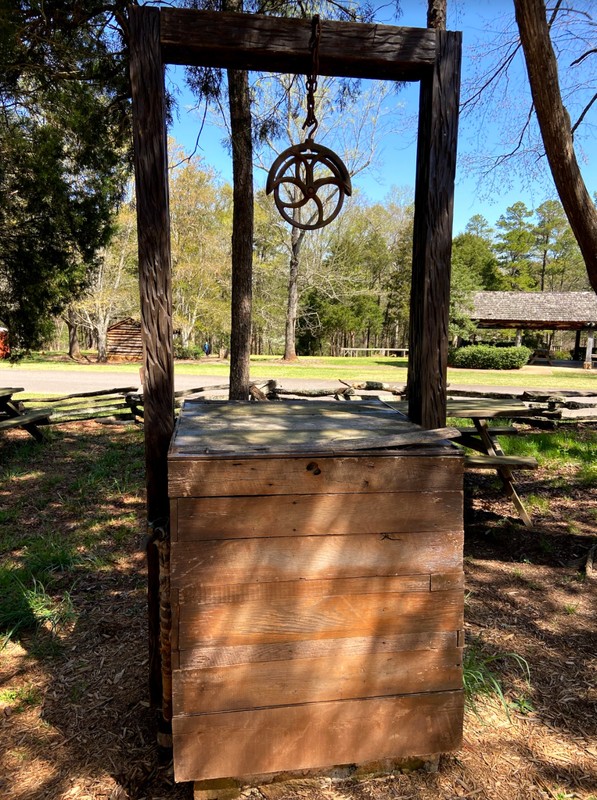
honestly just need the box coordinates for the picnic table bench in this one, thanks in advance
[390,397,540,526]
[340,347,409,357]
[0,388,50,441]
[449,399,539,527]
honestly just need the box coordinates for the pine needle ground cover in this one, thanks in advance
[0,421,596,800]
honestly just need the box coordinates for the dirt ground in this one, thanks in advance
[1,422,596,800]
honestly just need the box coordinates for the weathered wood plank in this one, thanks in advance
[171,531,464,588]
[177,631,461,670]
[464,455,538,470]
[430,572,464,592]
[390,398,542,419]
[175,491,463,540]
[172,691,464,782]
[0,410,50,430]
[177,590,464,648]
[179,574,432,606]
[173,647,463,715]
[168,454,463,497]
[160,10,437,80]
[171,425,461,456]
[179,399,402,416]
[129,3,175,711]
[408,30,462,429]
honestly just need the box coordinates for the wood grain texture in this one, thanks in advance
[407,30,462,429]
[129,4,175,710]
[177,630,460,670]
[171,531,464,588]
[172,691,464,781]
[160,10,437,80]
[129,5,175,520]
[430,572,464,592]
[176,590,464,648]
[172,647,463,715]
[171,424,460,456]
[169,454,463,497]
[178,574,432,606]
[175,491,463,540]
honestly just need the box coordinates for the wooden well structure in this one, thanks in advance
[128,5,462,787]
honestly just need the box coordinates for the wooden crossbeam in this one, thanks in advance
[160,10,436,79]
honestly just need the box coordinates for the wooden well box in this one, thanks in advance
[168,400,464,784]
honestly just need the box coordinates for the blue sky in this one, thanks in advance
[166,0,596,234]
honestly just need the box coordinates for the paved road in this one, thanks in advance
[0,365,566,397]
[0,367,376,395]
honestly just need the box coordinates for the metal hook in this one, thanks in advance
[302,15,321,139]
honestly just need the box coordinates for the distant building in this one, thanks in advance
[471,291,597,331]
[0,327,9,359]
[471,291,597,364]
[106,318,143,360]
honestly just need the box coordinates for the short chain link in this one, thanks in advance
[303,15,321,138]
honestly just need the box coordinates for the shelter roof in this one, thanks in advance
[471,291,597,330]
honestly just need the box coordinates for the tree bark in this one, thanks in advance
[283,224,304,361]
[226,0,253,400]
[64,309,81,359]
[427,0,446,29]
[514,0,597,293]
[96,326,108,362]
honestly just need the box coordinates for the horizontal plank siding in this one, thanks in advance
[169,454,463,497]
[172,647,463,715]
[177,630,461,670]
[171,531,464,588]
[176,590,464,648]
[175,491,463,540]
[172,691,464,782]
[177,574,433,606]
[168,400,464,781]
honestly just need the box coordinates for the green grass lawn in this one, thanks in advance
[4,352,597,391]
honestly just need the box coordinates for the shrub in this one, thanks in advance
[449,344,532,370]
[174,343,203,360]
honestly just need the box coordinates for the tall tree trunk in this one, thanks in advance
[64,308,81,359]
[226,1,253,399]
[514,0,597,292]
[96,326,108,363]
[283,225,303,361]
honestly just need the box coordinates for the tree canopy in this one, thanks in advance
[0,0,130,350]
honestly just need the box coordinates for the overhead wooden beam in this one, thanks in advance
[160,9,436,80]
[408,29,462,429]
[129,4,175,719]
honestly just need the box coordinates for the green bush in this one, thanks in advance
[449,345,532,370]
[174,343,204,360]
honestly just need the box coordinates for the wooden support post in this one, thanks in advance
[129,5,175,719]
[584,328,594,369]
[408,30,462,429]
[574,330,582,361]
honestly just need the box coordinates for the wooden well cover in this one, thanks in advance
[168,400,464,783]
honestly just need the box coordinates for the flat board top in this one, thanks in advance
[169,399,458,459]
[388,398,542,419]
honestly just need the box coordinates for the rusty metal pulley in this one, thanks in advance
[266,15,352,231]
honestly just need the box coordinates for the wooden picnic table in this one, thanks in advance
[340,347,409,357]
[389,397,541,527]
[0,387,50,441]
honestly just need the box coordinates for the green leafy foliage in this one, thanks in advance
[0,0,131,351]
[449,344,532,370]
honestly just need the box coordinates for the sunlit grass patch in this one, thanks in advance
[463,636,531,719]
[0,685,43,712]
[0,424,145,648]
